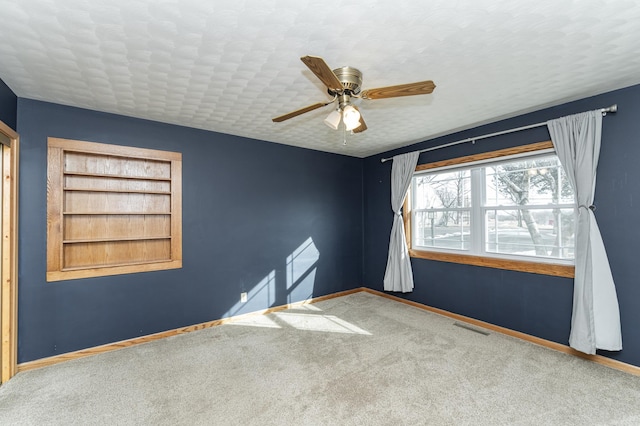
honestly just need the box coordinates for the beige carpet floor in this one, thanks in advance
[1,291,640,425]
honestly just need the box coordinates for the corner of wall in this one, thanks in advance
[0,78,18,131]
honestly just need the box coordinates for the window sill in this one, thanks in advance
[408,249,574,278]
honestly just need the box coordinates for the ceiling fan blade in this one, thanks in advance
[352,118,367,134]
[272,102,327,123]
[300,55,344,92]
[361,80,436,100]
[352,107,367,133]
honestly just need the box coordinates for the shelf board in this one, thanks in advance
[63,211,171,215]
[61,258,173,272]
[63,236,171,244]
[64,187,171,195]
[63,171,171,181]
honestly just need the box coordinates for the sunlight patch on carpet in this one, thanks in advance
[228,315,282,329]
[272,312,371,335]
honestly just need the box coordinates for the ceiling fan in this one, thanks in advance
[272,56,436,134]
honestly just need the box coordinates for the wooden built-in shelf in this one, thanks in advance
[47,137,182,281]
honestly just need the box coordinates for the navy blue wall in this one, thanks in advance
[0,78,17,130]
[17,98,363,363]
[364,84,640,367]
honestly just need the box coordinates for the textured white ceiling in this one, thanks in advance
[1,0,640,157]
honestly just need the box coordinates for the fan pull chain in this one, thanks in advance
[343,123,347,146]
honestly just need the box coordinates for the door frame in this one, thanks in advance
[0,120,18,384]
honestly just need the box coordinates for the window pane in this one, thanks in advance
[414,170,471,209]
[484,155,573,207]
[485,208,575,259]
[414,210,471,250]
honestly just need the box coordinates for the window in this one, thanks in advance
[47,138,182,281]
[407,141,575,277]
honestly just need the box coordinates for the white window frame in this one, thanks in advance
[405,141,576,278]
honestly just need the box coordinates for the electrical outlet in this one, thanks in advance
[240,292,248,303]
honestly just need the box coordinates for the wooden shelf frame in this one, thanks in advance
[47,137,182,281]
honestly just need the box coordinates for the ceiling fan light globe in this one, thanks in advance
[342,105,361,130]
[323,110,342,129]
[345,120,360,131]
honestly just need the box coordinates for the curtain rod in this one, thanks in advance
[380,104,618,163]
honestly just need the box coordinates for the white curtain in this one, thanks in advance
[547,111,622,354]
[383,151,420,293]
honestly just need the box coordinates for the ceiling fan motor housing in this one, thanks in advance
[329,66,363,95]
